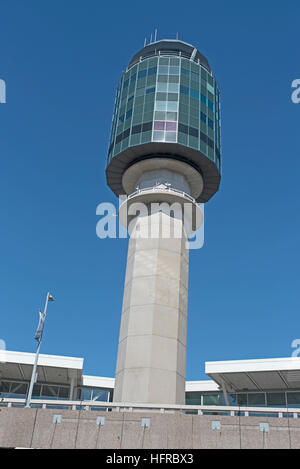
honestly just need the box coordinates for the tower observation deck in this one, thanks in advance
[105,39,221,405]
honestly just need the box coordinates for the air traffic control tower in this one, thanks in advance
[106,39,221,405]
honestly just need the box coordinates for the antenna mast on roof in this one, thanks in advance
[176,32,179,40]
[144,37,147,47]
[154,28,158,42]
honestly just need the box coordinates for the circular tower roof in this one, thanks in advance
[128,39,211,72]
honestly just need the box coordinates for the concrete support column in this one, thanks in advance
[114,210,189,404]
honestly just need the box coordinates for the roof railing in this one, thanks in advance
[1,398,300,418]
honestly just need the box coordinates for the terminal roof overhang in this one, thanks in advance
[0,350,84,385]
[3,351,300,393]
[205,357,300,392]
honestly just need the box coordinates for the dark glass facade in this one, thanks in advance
[106,54,221,172]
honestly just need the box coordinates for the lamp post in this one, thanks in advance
[25,292,54,408]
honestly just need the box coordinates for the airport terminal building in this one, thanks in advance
[2,350,300,411]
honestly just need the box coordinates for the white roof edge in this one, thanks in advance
[205,357,300,374]
[3,350,84,370]
[80,377,219,392]
[82,375,115,388]
[185,380,220,392]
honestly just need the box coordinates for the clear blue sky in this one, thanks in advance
[0,0,299,380]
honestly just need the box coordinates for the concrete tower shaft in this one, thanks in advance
[114,211,189,404]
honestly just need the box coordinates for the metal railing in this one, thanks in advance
[1,398,300,418]
[126,186,197,204]
[126,50,212,74]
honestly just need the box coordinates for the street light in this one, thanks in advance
[25,292,54,408]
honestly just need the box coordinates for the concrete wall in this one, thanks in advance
[1,408,300,449]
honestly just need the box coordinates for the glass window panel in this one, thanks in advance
[168,83,179,92]
[207,83,215,94]
[155,101,167,111]
[146,75,156,86]
[208,128,214,139]
[167,93,178,101]
[158,75,168,83]
[189,116,199,128]
[80,387,93,401]
[141,131,152,143]
[158,65,169,75]
[147,66,157,76]
[92,389,109,402]
[41,385,59,399]
[207,99,214,111]
[248,393,266,407]
[236,394,247,406]
[146,87,155,95]
[190,105,199,116]
[157,82,168,92]
[190,89,199,100]
[142,122,152,132]
[180,85,189,95]
[159,57,169,65]
[208,118,214,129]
[32,384,41,399]
[59,387,70,399]
[143,112,154,122]
[165,132,176,142]
[154,111,166,120]
[228,394,239,406]
[166,102,178,112]
[266,393,286,407]
[10,383,28,396]
[287,392,300,407]
[166,112,177,121]
[178,132,188,145]
[0,382,10,394]
[136,88,145,97]
[165,122,176,131]
[132,124,142,134]
[189,135,198,149]
[153,131,164,141]
[156,92,167,101]
[144,103,154,113]
[134,104,143,114]
[154,121,165,130]
[207,74,214,85]
[181,67,190,76]
[189,126,198,137]
[130,134,141,145]
[169,66,180,75]
[138,69,147,78]
[136,79,146,89]
[185,392,201,405]
[168,75,179,83]
[203,393,223,405]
